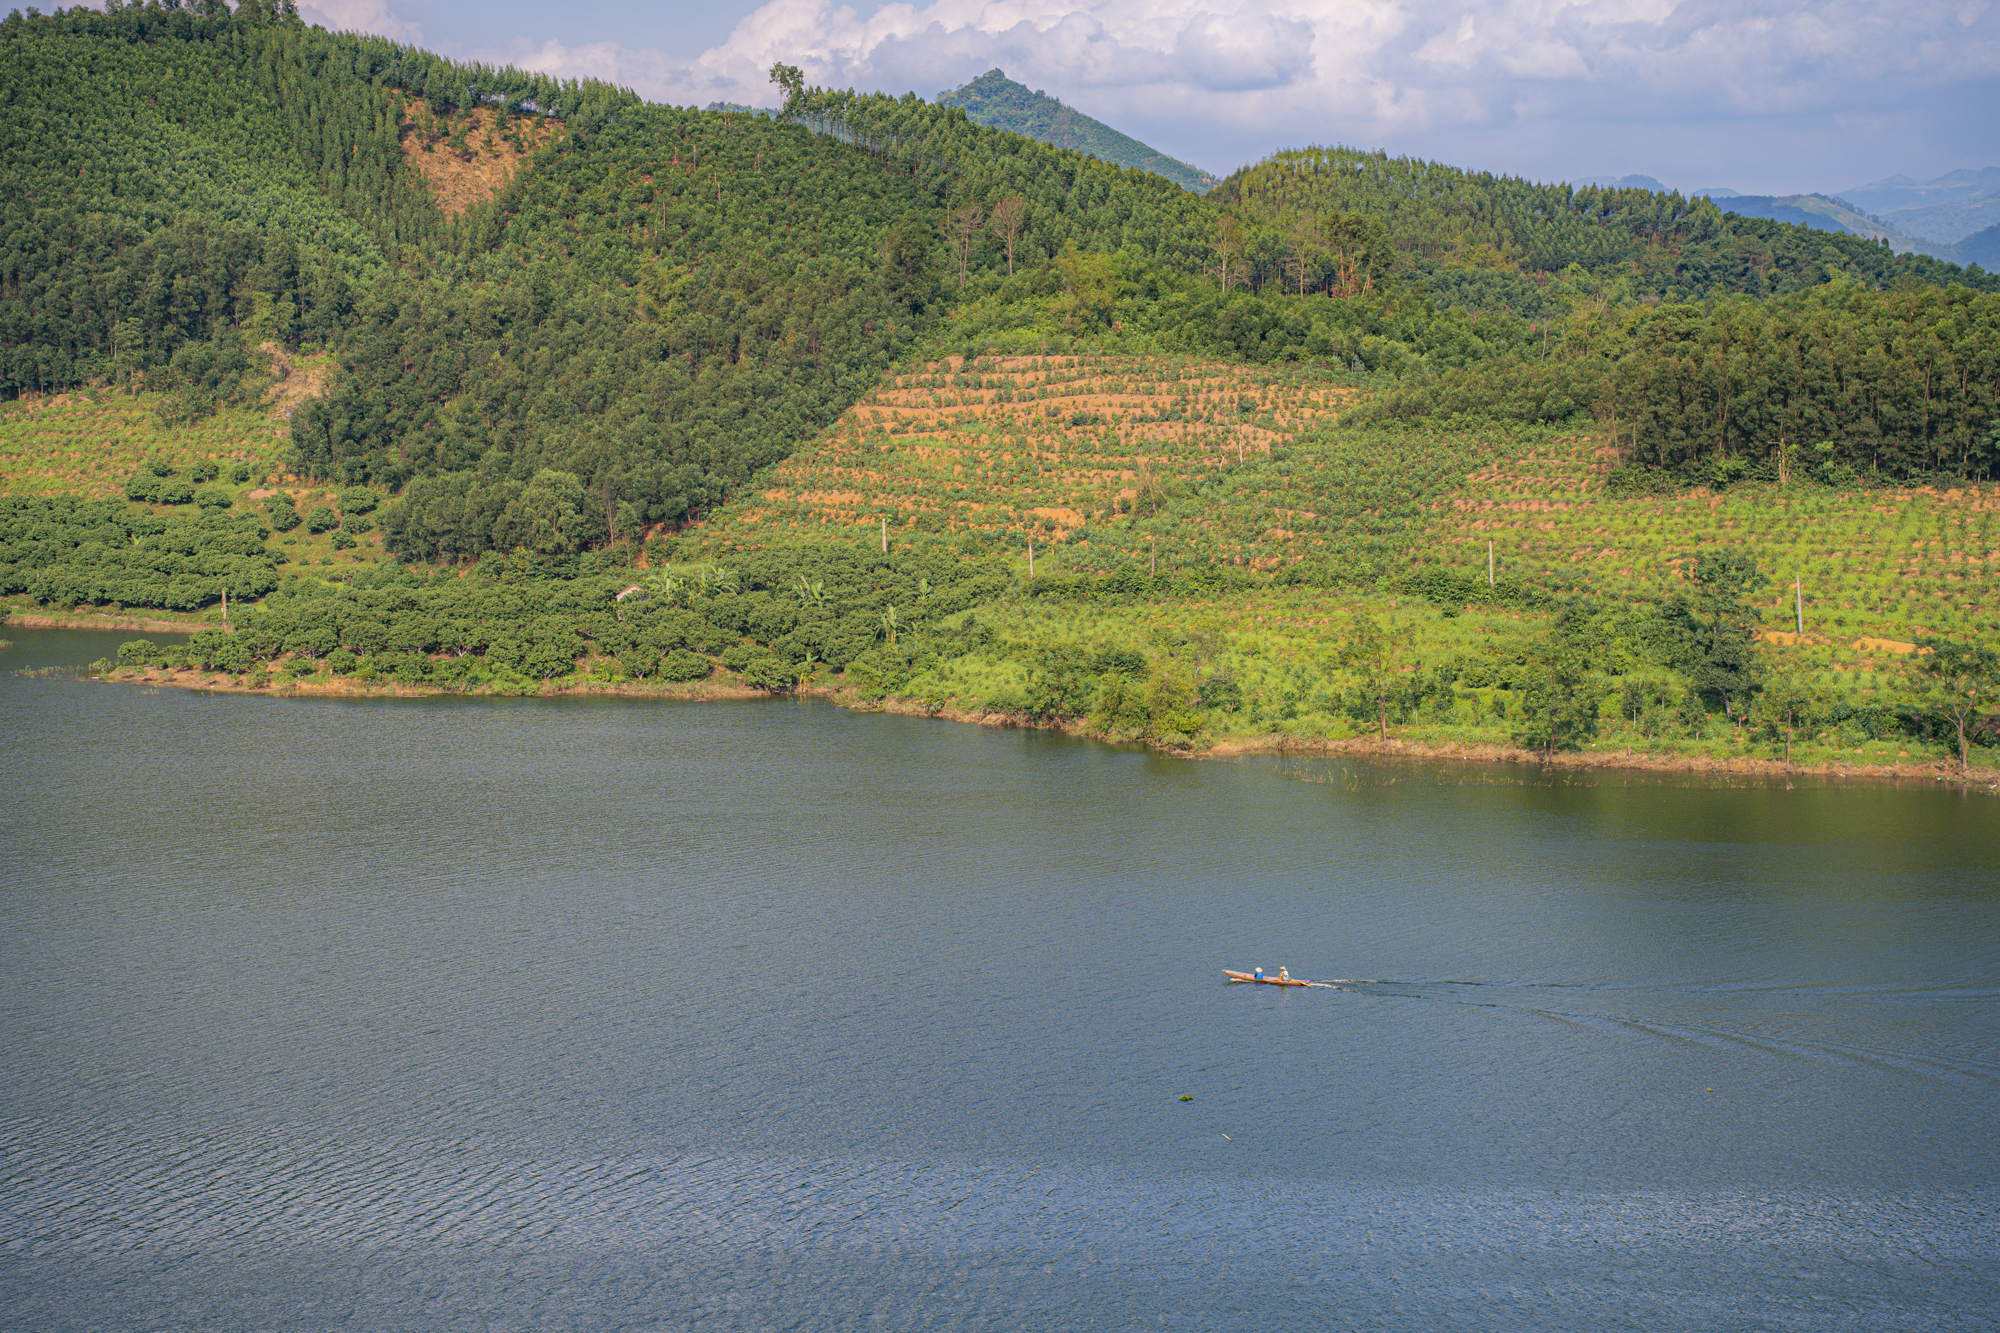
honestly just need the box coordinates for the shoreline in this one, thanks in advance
[6,611,200,633]
[835,689,1997,789]
[82,665,2000,789]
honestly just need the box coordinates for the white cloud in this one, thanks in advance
[298,0,424,43]
[329,0,1997,192]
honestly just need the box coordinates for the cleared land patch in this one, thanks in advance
[398,98,560,219]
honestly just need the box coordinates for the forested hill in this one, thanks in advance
[1223,147,1999,309]
[4,2,1998,583]
[937,69,1219,195]
[2,3,1212,557]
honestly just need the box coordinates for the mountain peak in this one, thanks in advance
[936,70,1218,194]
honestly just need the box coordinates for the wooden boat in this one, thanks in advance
[1223,969,1310,987]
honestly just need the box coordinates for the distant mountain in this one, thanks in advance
[1688,187,1741,199]
[1723,194,1899,242]
[1840,168,2000,217]
[1714,192,2000,270]
[1839,168,2000,245]
[1571,174,1672,193]
[1942,223,2000,270]
[937,69,1218,194]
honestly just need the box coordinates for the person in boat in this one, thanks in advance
[1253,966,1265,980]
[1278,966,1290,982]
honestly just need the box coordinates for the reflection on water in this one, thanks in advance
[2,631,1996,1330]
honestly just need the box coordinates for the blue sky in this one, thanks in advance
[302,0,2000,195]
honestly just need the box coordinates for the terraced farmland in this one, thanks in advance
[718,354,1358,557]
[1423,430,2000,631]
[0,391,297,498]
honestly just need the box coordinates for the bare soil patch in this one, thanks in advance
[399,98,560,219]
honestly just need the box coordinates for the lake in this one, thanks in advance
[2,627,1996,1330]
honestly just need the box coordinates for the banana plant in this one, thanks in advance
[879,605,901,645]
[793,575,831,606]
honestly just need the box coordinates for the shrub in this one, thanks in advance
[735,651,800,692]
[658,648,714,681]
[336,486,381,515]
[305,505,339,533]
[326,648,358,675]
[266,495,301,531]
[228,463,253,484]
[192,486,233,510]
[330,530,357,550]
[521,638,579,678]
[189,628,252,674]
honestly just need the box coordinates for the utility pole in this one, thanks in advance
[221,586,229,629]
[1150,541,1156,576]
[1795,575,1804,635]
[880,515,886,554]
[1028,539,1034,577]
[1487,541,1494,588]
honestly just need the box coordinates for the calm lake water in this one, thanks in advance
[2,627,1996,1330]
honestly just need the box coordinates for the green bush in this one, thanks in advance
[304,505,339,533]
[734,651,800,692]
[336,486,380,515]
[192,486,233,510]
[658,648,713,681]
[266,495,301,531]
[189,627,251,674]
[330,530,357,550]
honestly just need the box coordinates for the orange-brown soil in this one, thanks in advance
[398,98,560,219]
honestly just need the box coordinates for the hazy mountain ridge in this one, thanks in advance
[937,69,1219,195]
[1572,166,1998,263]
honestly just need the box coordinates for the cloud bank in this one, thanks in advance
[365,0,2000,191]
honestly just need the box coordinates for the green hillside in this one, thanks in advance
[4,5,1998,774]
[937,69,1218,194]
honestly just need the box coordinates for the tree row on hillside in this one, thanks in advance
[1354,284,2000,481]
[0,494,280,609]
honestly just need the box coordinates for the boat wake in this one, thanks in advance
[1249,976,2000,1087]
